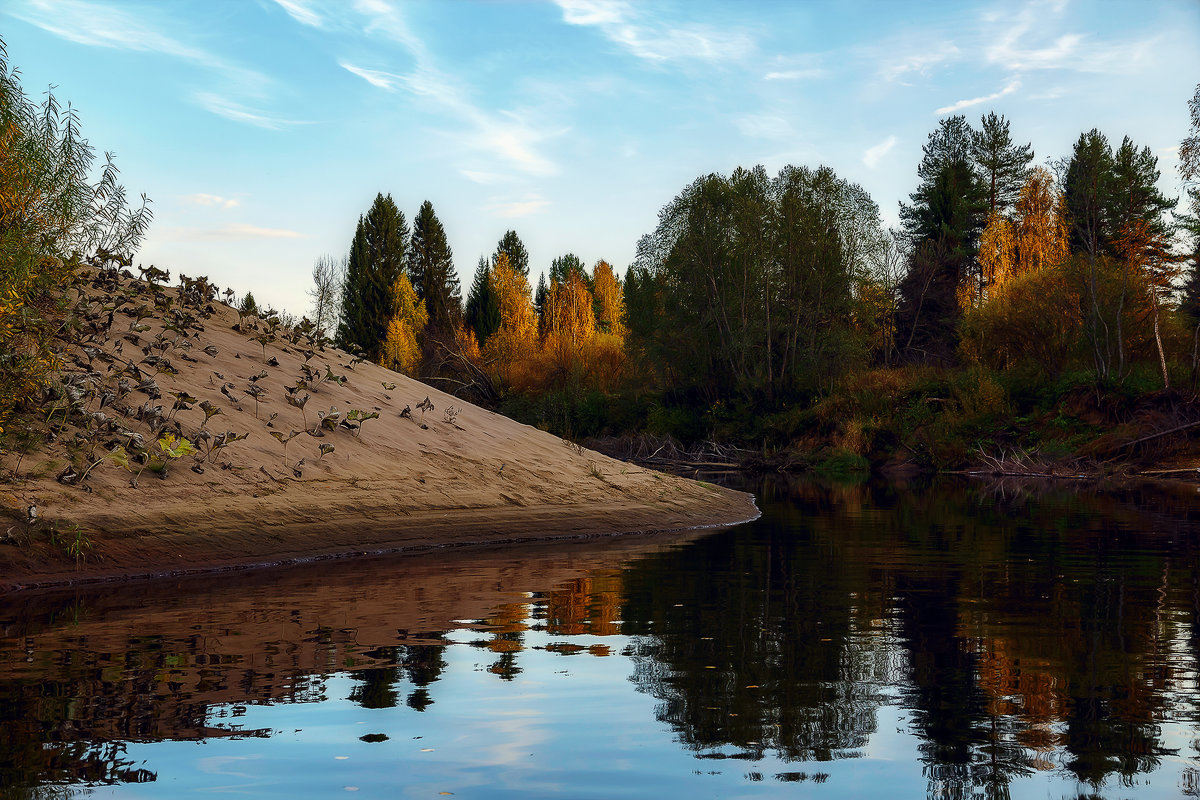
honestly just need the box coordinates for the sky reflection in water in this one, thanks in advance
[3,476,1200,799]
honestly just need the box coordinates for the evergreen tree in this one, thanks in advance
[1063,129,1114,258]
[971,112,1034,215]
[409,200,460,333]
[897,116,988,362]
[337,193,409,362]
[494,230,530,277]
[1105,136,1176,248]
[464,255,501,345]
[534,272,548,335]
[549,253,588,284]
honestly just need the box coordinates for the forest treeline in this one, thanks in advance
[2,26,1198,471]
[307,94,1200,471]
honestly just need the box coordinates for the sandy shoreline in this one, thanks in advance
[1,271,758,592]
[0,488,759,592]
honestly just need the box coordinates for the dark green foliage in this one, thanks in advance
[337,193,409,362]
[549,253,588,284]
[494,229,530,277]
[897,116,987,362]
[1063,129,1114,257]
[1105,135,1176,246]
[971,112,1034,215]
[237,291,258,317]
[409,200,460,333]
[630,164,883,405]
[464,256,500,345]
[533,272,548,333]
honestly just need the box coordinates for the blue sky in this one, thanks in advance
[3,0,1197,316]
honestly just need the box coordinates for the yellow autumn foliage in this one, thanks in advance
[591,259,626,341]
[543,271,595,367]
[379,272,427,376]
[484,253,538,386]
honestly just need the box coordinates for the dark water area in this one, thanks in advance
[4,476,1200,799]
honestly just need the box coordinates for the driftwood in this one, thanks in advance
[1117,419,1200,450]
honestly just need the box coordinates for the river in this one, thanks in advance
[3,475,1200,799]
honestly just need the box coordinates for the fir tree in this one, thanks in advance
[337,193,409,362]
[409,200,460,333]
[494,230,530,277]
[464,256,501,345]
[897,116,988,362]
[971,112,1034,216]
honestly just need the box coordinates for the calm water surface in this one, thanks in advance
[4,476,1200,799]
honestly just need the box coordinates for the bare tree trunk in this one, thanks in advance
[1151,291,1169,389]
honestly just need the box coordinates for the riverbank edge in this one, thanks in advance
[0,487,761,594]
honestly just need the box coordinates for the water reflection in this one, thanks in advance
[2,477,1200,798]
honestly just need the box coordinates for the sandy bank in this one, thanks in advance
[1,271,758,591]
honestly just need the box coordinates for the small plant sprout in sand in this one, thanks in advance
[443,406,461,425]
[243,384,267,418]
[318,442,335,461]
[381,381,396,391]
[270,430,301,467]
[346,409,380,438]
[207,430,249,463]
[113,434,195,487]
[317,407,342,433]
[416,396,434,420]
[198,399,223,428]
[286,392,310,429]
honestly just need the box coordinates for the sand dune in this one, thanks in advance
[0,268,757,590]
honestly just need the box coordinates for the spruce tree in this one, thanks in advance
[464,256,501,345]
[409,200,460,333]
[971,112,1034,215]
[897,116,987,362]
[494,230,530,277]
[337,193,409,362]
[549,253,588,285]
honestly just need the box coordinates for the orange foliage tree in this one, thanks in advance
[591,259,626,340]
[543,270,595,369]
[484,252,538,387]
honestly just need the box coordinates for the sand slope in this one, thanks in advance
[0,270,757,590]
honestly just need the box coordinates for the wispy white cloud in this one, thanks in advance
[194,93,305,130]
[183,193,240,209]
[341,1,561,176]
[935,79,1020,115]
[881,42,960,83]
[553,0,754,63]
[734,114,793,140]
[460,170,505,185]
[984,0,1156,73]
[10,0,268,90]
[484,195,550,218]
[339,62,400,90]
[271,0,324,28]
[199,223,309,240]
[764,69,824,81]
[862,135,897,169]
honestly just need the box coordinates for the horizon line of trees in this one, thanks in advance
[302,88,1200,440]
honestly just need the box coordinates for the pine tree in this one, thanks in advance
[897,116,987,361]
[971,112,1034,216]
[549,253,588,285]
[534,272,548,336]
[338,193,409,362]
[464,255,501,345]
[494,230,530,277]
[409,200,460,334]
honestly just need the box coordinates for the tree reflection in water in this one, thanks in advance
[2,476,1200,798]
[615,477,1200,797]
